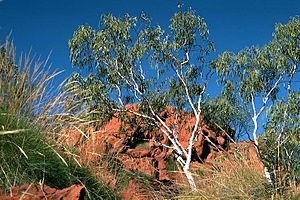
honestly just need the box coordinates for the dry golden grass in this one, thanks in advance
[0,36,62,122]
[174,152,272,200]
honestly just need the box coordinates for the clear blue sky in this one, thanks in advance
[0,0,299,139]
[1,0,299,81]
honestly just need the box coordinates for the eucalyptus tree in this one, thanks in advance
[262,92,300,194]
[261,17,300,194]
[66,8,215,191]
[213,17,300,187]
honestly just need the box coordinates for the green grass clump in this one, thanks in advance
[0,37,118,199]
[0,113,118,199]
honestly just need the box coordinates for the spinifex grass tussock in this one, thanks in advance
[0,113,117,199]
[0,37,118,199]
[0,37,62,123]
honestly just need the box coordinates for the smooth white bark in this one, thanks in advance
[183,166,197,192]
[249,77,282,186]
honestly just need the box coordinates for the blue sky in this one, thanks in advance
[0,0,299,139]
[1,0,299,80]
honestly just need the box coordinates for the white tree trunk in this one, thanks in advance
[252,117,273,185]
[264,166,273,185]
[252,117,259,147]
[183,166,197,192]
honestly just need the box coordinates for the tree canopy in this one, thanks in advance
[66,8,300,193]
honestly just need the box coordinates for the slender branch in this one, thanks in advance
[139,60,145,81]
[129,67,142,95]
[288,64,297,92]
[251,94,257,117]
[180,52,190,67]
[254,76,282,119]
[175,69,197,116]
[197,84,206,112]
[115,84,124,107]
[154,141,176,149]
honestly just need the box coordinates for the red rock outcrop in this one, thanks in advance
[58,105,229,177]
[57,104,234,199]
[0,184,85,200]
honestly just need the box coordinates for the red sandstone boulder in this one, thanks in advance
[0,184,85,200]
